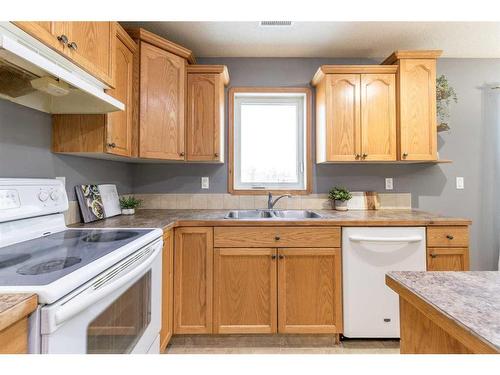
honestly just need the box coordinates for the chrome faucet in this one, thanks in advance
[267,192,292,209]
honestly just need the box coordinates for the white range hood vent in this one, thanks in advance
[0,22,124,114]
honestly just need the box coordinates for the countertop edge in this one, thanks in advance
[0,294,38,331]
[385,274,499,353]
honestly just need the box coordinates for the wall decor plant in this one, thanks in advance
[436,75,458,132]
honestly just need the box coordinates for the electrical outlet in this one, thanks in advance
[385,178,393,190]
[201,177,209,189]
[456,177,464,190]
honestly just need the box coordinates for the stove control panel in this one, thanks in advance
[0,189,21,210]
[0,179,69,223]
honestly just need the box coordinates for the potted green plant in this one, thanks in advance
[436,75,458,132]
[119,196,142,215]
[328,187,352,211]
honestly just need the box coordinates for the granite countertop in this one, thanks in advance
[387,271,500,352]
[71,209,471,230]
[0,294,37,331]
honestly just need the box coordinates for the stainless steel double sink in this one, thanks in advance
[224,210,322,219]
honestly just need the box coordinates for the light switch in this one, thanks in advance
[456,177,464,190]
[201,177,209,189]
[385,178,393,190]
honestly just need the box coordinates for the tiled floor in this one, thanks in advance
[164,335,400,354]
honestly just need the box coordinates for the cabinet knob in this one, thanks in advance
[179,152,185,157]
[355,154,361,159]
[362,153,368,158]
[446,234,454,240]
[68,41,78,51]
[57,34,68,45]
[271,255,277,260]
[402,152,408,158]
[279,255,285,260]
[214,153,219,158]
[274,235,280,241]
[430,253,437,258]
[107,142,116,148]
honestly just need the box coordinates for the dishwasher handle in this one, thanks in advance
[348,235,423,243]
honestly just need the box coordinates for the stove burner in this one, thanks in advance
[0,254,31,269]
[82,231,139,243]
[17,257,82,275]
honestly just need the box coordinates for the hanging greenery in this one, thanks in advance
[436,75,458,132]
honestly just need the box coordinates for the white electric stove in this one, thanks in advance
[0,179,163,354]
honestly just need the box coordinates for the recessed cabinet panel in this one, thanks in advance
[140,42,185,160]
[106,36,134,157]
[278,248,342,333]
[398,59,437,161]
[214,248,277,334]
[174,227,213,334]
[325,74,361,161]
[360,74,396,161]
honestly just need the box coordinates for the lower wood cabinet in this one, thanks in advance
[160,229,174,351]
[427,247,469,271]
[214,248,277,334]
[212,246,342,334]
[278,248,342,333]
[173,227,213,334]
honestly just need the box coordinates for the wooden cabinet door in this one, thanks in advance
[174,227,213,334]
[13,22,63,53]
[160,230,174,351]
[360,74,397,161]
[186,73,223,162]
[427,248,469,271]
[277,248,342,333]
[106,35,134,157]
[60,22,116,87]
[398,59,437,161]
[325,74,361,161]
[214,248,277,334]
[140,42,186,160]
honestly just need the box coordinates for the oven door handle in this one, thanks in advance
[54,244,161,326]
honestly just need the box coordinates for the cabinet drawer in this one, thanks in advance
[214,227,341,248]
[427,226,469,247]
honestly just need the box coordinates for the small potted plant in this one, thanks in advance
[329,187,352,211]
[436,75,458,132]
[119,196,142,215]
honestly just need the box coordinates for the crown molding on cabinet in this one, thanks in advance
[381,50,443,65]
[187,65,230,85]
[311,65,398,86]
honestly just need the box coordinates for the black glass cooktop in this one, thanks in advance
[0,229,153,286]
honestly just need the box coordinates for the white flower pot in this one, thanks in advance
[121,208,135,215]
[334,200,348,211]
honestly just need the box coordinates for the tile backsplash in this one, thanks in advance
[65,192,411,225]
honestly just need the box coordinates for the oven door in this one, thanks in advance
[40,238,162,354]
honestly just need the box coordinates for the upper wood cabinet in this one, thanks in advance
[126,28,195,161]
[14,22,116,88]
[139,42,186,160]
[173,227,213,334]
[382,50,442,161]
[52,25,137,157]
[312,66,397,163]
[186,65,229,162]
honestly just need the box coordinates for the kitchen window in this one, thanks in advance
[229,87,312,194]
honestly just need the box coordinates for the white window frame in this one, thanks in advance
[231,90,309,193]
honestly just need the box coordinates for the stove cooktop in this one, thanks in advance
[0,229,153,286]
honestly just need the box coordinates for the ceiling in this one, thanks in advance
[121,22,500,59]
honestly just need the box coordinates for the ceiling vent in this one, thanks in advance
[259,21,293,27]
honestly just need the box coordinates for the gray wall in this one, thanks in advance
[0,100,133,200]
[131,57,500,271]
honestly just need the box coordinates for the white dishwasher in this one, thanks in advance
[342,227,426,338]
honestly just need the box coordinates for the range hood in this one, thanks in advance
[0,22,124,114]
